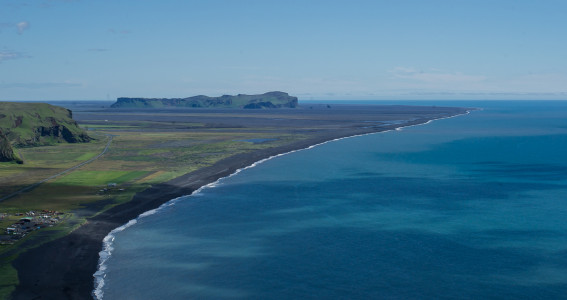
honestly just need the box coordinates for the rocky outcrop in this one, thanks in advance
[111,91,298,109]
[33,124,91,144]
[0,129,21,163]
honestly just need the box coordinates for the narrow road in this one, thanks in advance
[0,135,113,203]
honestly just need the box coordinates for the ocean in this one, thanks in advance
[95,101,567,299]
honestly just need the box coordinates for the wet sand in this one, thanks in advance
[9,105,469,299]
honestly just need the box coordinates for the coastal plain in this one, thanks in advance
[0,102,468,299]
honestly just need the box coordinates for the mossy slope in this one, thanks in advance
[0,102,91,162]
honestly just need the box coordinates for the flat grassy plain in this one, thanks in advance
[0,133,109,199]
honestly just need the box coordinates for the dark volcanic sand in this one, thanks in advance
[9,105,469,300]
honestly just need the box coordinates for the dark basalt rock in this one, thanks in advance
[34,125,90,144]
[0,129,21,163]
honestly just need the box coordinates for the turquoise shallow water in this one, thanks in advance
[96,101,567,299]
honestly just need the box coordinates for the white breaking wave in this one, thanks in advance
[92,110,473,299]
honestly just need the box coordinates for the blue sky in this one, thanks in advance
[1,0,566,101]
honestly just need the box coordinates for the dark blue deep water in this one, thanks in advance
[96,101,567,299]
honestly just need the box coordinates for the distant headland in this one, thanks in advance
[110,91,298,109]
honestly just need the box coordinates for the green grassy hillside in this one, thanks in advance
[0,102,91,162]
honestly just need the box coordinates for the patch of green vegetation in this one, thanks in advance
[106,184,149,207]
[0,102,90,147]
[137,149,171,156]
[84,121,206,130]
[0,214,75,299]
[54,170,148,187]
[81,124,138,129]
[0,136,110,198]
[138,171,184,184]
[1,185,102,212]
[74,152,97,161]
[0,260,18,299]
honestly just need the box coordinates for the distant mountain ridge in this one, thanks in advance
[111,91,298,109]
[0,102,91,163]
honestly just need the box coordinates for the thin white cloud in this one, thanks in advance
[0,21,30,34]
[0,50,30,63]
[16,21,30,34]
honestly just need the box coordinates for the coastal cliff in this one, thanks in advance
[0,102,91,163]
[0,129,20,163]
[111,91,298,109]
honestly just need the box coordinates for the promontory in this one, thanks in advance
[110,91,298,109]
[0,102,91,163]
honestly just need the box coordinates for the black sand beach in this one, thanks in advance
[8,105,469,299]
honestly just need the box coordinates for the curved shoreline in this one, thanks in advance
[10,110,471,300]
